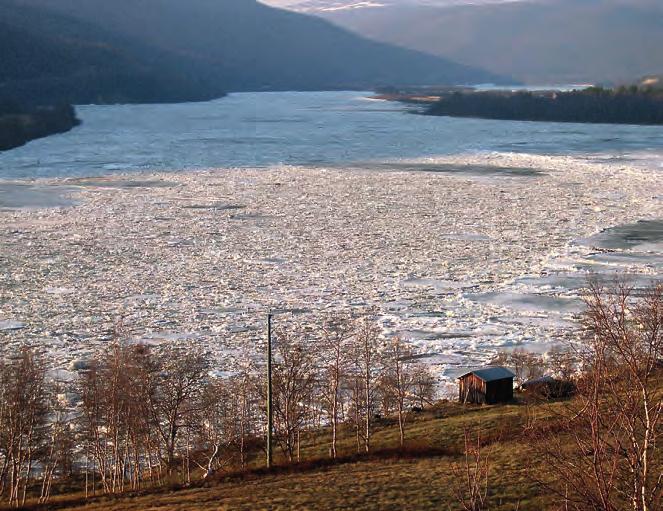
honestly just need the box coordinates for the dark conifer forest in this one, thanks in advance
[426,87,663,125]
[0,101,80,151]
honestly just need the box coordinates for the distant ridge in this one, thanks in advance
[314,0,663,84]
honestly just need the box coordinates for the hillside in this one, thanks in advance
[1,0,507,107]
[0,1,226,105]
[311,0,663,84]
[9,376,662,511]
[8,403,552,511]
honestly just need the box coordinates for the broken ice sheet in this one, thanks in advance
[467,291,584,314]
[44,287,75,295]
[577,219,663,251]
[0,320,26,331]
[0,153,660,397]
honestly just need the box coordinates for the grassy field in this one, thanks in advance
[11,400,561,511]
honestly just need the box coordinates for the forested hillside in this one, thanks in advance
[0,1,226,105]
[1,0,506,107]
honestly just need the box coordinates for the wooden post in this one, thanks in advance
[267,312,273,469]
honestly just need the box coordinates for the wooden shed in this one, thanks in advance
[458,367,515,404]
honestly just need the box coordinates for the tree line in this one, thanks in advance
[0,316,435,506]
[527,282,662,511]
[426,87,663,125]
[449,282,662,511]
[0,282,660,510]
[0,102,80,152]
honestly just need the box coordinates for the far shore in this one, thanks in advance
[378,86,663,125]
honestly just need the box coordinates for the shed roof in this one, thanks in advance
[458,367,515,382]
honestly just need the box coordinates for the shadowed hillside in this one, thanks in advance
[0,1,227,105]
[2,403,553,511]
[1,0,508,108]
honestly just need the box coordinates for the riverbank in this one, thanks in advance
[374,84,663,125]
[418,88,663,125]
[0,104,80,151]
[0,154,660,393]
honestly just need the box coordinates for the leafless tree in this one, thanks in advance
[0,348,49,506]
[78,343,147,493]
[510,348,529,386]
[349,317,383,453]
[197,378,232,479]
[320,315,352,459]
[195,370,260,478]
[39,385,73,503]
[147,348,208,477]
[451,428,492,511]
[530,281,663,511]
[492,349,548,384]
[271,330,316,462]
[412,365,436,409]
[546,346,577,380]
[231,371,260,470]
[524,353,546,381]
[77,342,208,491]
[490,351,510,368]
[381,337,417,447]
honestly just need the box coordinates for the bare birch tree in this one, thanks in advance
[271,330,316,463]
[0,348,49,506]
[530,281,663,511]
[148,349,208,477]
[320,315,352,459]
[39,386,73,503]
[451,428,492,511]
[350,317,383,453]
[381,336,417,448]
[412,364,436,410]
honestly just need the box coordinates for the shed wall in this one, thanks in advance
[459,375,513,404]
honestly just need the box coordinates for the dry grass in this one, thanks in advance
[7,399,561,511]
[49,451,544,511]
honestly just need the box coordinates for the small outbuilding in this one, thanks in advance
[458,367,515,405]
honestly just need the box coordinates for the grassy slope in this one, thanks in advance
[15,402,557,511]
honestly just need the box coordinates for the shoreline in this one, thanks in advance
[0,154,661,394]
[0,104,81,152]
[379,88,663,126]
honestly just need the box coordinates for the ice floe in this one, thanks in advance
[0,152,661,395]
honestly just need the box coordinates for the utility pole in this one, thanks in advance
[266,312,273,469]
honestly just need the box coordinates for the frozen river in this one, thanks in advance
[0,92,662,394]
[2,91,663,179]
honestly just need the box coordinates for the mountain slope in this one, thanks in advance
[10,0,508,99]
[312,0,663,84]
[0,1,227,104]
